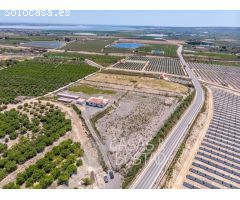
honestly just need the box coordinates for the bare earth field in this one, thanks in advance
[96,92,178,170]
[83,72,188,94]
[0,54,35,61]
[67,72,187,174]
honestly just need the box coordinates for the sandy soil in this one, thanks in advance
[0,44,30,49]
[85,73,188,94]
[96,92,178,170]
[161,86,213,188]
[0,55,35,61]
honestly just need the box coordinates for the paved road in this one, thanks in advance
[131,45,204,189]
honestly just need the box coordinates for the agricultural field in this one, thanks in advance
[45,52,123,67]
[21,41,65,49]
[0,36,63,46]
[188,62,240,90]
[83,72,188,94]
[0,38,29,46]
[61,38,116,52]
[0,101,72,184]
[3,139,83,189]
[69,84,115,95]
[145,58,185,75]
[0,58,97,105]
[113,62,146,71]
[103,46,133,54]
[111,56,186,76]
[184,51,240,61]
[183,89,240,189]
[185,58,240,67]
[136,44,178,57]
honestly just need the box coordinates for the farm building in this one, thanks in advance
[57,92,79,100]
[76,98,86,105]
[86,96,109,108]
[58,97,73,103]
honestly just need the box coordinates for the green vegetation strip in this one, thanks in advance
[69,84,115,95]
[62,38,115,52]
[137,44,178,57]
[122,91,195,188]
[3,139,83,189]
[0,59,97,105]
[45,52,123,67]
[71,104,82,118]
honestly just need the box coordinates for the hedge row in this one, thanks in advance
[0,109,71,181]
[3,139,84,189]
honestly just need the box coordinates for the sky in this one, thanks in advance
[0,10,239,27]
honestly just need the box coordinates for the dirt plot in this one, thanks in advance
[96,92,178,170]
[85,73,188,94]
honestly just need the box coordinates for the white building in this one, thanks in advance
[86,97,109,108]
[57,92,79,100]
[76,98,86,105]
[58,97,73,103]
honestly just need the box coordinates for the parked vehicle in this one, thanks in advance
[104,175,109,183]
[109,171,114,179]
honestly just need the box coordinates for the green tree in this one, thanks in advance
[39,175,54,189]
[82,177,92,186]
[4,160,17,173]
[0,169,7,181]
[3,182,20,189]
[16,172,27,185]
[58,172,69,185]
[25,177,34,188]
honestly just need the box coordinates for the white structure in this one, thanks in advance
[58,97,73,103]
[57,92,79,100]
[76,98,86,105]
[86,96,109,108]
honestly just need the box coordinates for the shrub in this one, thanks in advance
[82,177,92,186]
[58,172,70,185]
[16,172,27,185]
[3,182,20,189]
[76,159,83,167]
[4,160,17,173]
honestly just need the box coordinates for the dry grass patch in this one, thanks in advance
[69,84,115,95]
[86,73,188,93]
